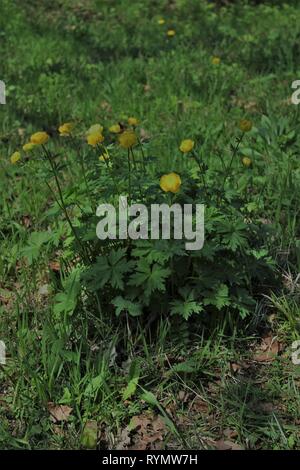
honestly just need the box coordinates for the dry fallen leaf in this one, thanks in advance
[254,334,282,362]
[223,428,239,439]
[214,439,244,450]
[230,362,242,373]
[49,260,60,272]
[116,414,167,451]
[48,403,73,423]
[115,427,131,450]
[189,396,209,414]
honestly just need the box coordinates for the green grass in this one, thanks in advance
[1,0,300,450]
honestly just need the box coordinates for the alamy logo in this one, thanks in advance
[96,196,205,251]
[291,80,300,105]
[291,340,300,365]
[0,341,6,365]
[0,80,6,105]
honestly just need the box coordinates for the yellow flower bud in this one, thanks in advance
[58,122,74,136]
[160,172,181,193]
[118,130,137,149]
[242,157,252,167]
[30,131,49,145]
[179,139,194,153]
[86,124,104,135]
[87,132,104,147]
[10,151,21,164]
[239,119,253,133]
[128,117,139,127]
[211,56,221,65]
[109,124,121,133]
[22,143,36,152]
[167,29,176,37]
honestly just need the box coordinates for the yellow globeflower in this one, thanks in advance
[30,131,49,145]
[87,132,104,147]
[239,119,253,133]
[86,124,104,135]
[158,18,165,25]
[242,157,252,167]
[10,151,21,164]
[22,142,36,152]
[167,29,176,37]
[128,117,139,126]
[109,124,121,133]
[160,172,181,193]
[211,56,221,65]
[118,130,137,149]
[58,122,74,136]
[179,139,194,153]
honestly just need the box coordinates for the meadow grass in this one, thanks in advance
[0,0,300,450]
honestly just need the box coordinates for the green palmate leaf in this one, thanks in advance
[170,289,203,320]
[83,248,133,291]
[128,260,171,297]
[203,283,230,311]
[132,239,186,264]
[112,296,142,317]
[20,231,54,264]
[218,220,249,251]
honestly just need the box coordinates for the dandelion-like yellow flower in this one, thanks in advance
[87,132,104,147]
[128,117,139,127]
[118,130,137,149]
[30,131,49,145]
[179,139,194,153]
[242,157,252,167]
[58,122,74,136]
[158,18,165,25]
[211,56,221,65]
[10,151,21,164]
[86,124,104,135]
[239,119,253,133]
[167,29,176,37]
[109,124,121,133]
[160,172,181,193]
[22,142,36,152]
